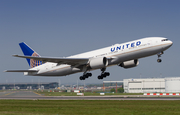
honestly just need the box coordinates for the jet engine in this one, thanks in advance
[89,57,108,69]
[119,59,139,69]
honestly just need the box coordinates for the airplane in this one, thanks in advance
[5,37,173,80]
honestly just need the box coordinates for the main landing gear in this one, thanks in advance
[79,73,92,80]
[79,68,110,80]
[157,52,163,63]
[97,68,110,80]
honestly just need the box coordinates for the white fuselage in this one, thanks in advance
[26,37,173,76]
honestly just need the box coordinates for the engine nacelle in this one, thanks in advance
[89,57,108,69]
[119,59,139,69]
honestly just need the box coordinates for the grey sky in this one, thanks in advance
[0,0,180,85]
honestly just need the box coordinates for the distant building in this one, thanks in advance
[0,82,58,90]
[123,77,180,93]
[165,77,180,93]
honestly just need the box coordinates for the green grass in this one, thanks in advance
[0,100,180,115]
[35,90,143,96]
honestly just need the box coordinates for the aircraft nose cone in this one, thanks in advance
[169,40,173,46]
[164,40,173,50]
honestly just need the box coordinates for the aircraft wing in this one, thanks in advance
[13,55,89,66]
[5,70,38,72]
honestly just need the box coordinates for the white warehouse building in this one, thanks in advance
[123,77,180,93]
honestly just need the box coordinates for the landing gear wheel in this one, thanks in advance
[98,75,103,80]
[80,76,85,80]
[84,74,88,78]
[104,72,110,76]
[97,68,110,80]
[98,75,101,79]
[79,72,92,80]
[86,73,92,77]
[157,59,162,63]
[101,74,106,78]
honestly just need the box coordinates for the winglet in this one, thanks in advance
[13,54,19,57]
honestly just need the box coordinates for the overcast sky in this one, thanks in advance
[0,0,180,85]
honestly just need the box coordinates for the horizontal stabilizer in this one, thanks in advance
[4,70,38,72]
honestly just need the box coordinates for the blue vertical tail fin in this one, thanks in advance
[19,42,43,68]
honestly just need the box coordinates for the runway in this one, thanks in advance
[1,91,180,100]
[1,96,180,100]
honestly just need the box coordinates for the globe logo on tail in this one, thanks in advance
[30,52,43,68]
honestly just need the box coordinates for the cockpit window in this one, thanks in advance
[162,39,169,41]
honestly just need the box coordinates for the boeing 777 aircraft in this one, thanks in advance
[5,37,173,80]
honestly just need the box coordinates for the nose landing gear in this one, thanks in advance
[157,52,163,63]
[157,59,162,63]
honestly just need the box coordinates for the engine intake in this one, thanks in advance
[89,57,108,69]
[119,59,139,69]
